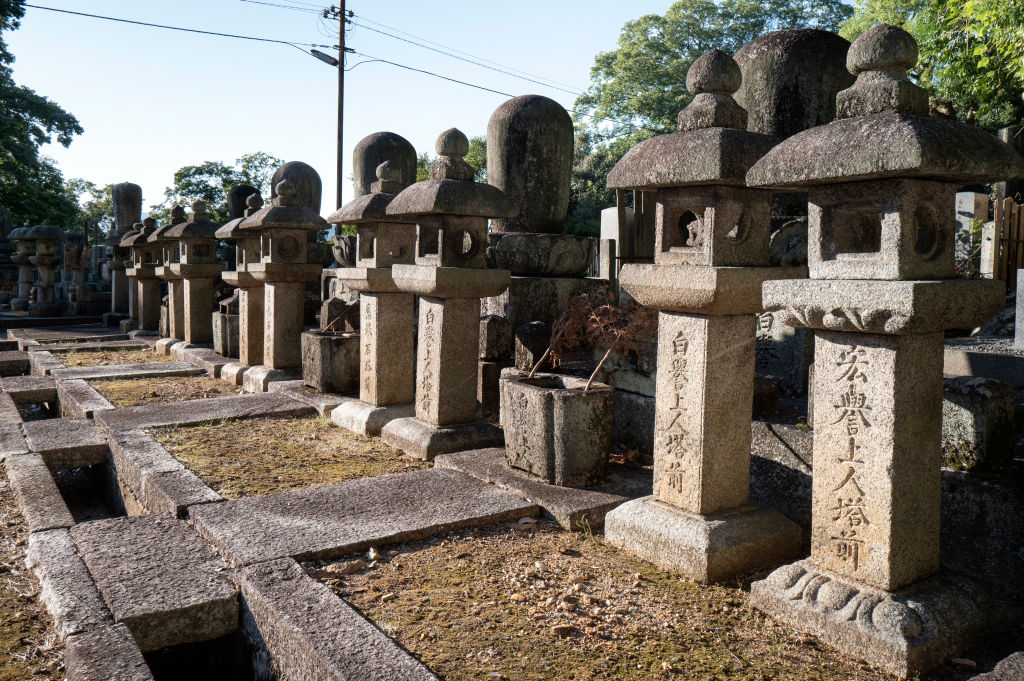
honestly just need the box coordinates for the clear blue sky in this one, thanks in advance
[8,0,672,215]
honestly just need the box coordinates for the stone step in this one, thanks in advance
[23,418,109,471]
[190,467,540,566]
[51,361,203,382]
[95,392,315,432]
[70,515,239,653]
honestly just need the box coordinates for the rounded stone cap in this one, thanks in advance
[240,180,327,232]
[687,49,741,95]
[436,128,469,156]
[607,127,778,189]
[164,200,220,239]
[848,24,917,76]
[27,223,65,240]
[385,178,517,219]
[327,193,397,225]
[8,226,30,240]
[352,131,417,197]
[216,195,262,239]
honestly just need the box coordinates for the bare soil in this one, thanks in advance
[152,416,429,498]
[59,348,174,367]
[0,466,63,681]
[309,522,1005,681]
[92,376,240,407]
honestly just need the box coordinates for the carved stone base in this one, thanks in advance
[379,417,504,461]
[604,497,802,583]
[242,366,300,394]
[751,559,998,678]
[331,399,415,436]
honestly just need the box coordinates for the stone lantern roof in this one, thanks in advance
[149,206,187,243]
[386,128,516,219]
[122,217,156,247]
[8,226,30,240]
[328,161,407,225]
[747,24,1024,188]
[165,201,220,239]
[26,223,65,240]
[216,194,264,240]
[240,180,327,232]
[607,50,777,190]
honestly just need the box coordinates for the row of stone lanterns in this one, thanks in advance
[7,222,67,316]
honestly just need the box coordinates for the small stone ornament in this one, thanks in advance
[678,49,747,131]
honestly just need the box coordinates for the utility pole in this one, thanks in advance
[323,4,351,209]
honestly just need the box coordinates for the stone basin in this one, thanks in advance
[489,233,595,277]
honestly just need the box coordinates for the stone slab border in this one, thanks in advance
[95,392,316,433]
[268,381,348,416]
[5,453,75,532]
[38,340,150,354]
[0,349,31,376]
[51,361,203,382]
[172,343,230,378]
[0,423,28,460]
[0,391,22,425]
[237,557,439,681]
[64,624,154,681]
[28,350,66,376]
[57,379,115,419]
[0,374,57,404]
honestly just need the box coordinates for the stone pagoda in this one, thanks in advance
[153,206,187,353]
[380,128,515,459]
[26,222,65,317]
[328,158,417,435]
[163,201,224,346]
[122,217,161,332]
[601,50,804,582]
[217,192,266,385]
[746,26,1024,677]
[239,178,327,392]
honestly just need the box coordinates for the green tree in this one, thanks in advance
[149,151,284,223]
[0,0,83,227]
[414,136,486,183]
[66,178,113,242]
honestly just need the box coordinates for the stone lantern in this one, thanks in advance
[217,192,266,385]
[8,224,35,312]
[123,217,161,331]
[239,179,327,392]
[163,201,225,346]
[328,159,417,434]
[745,26,1024,677]
[152,206,187,353]
[600,50,804,582]
[379,128,515,459]
[27,222,65,317]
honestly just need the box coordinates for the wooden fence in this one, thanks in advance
[995,197,1024,292]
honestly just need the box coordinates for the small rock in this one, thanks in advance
[518,517,537,524]
[380,592,395,603]
[551,624,577,637]
[568,574,589,585]
[509,593,526,602]
[325,559,366,576]
[367,547,382,561]
[951,658,977,669]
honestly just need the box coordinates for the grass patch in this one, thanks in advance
[60,348,174,367]
[308,523,997,681]
[153,416,429,498]
[92,376,239,407]
[0,467,63,681]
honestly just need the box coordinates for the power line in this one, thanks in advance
[24,4,334,49]
[349,19,584,96]
[238,0,320,14]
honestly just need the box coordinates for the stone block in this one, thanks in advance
[415,297,480,425]
[612,390,654,453]
[301,330,359,394]
[70,515,238,652]
[271,383,348,416]
[26,528,112,640]
[65,624,154,681]
[490,234,595,277]
[242,365,300,393]
[51,361,202,382]
[57,379,115,419]
[0,392,21,425]
[0,374,56,404]
[357,291,414,406]
[753,374,779,416]
[0,349,30,375]
[23,418,108,471]
[513,321,550,372]
[970,652,1024,681]
[153,337,178,355]
[379,417,504,461]
[28,350,64,376]
[477,359,507,419]
[604,497,802,583]
[177,345,230,378]
[331,398,414,437]
[500,371,613,487]
[622,263,806,315]
[219,362,249,386]
[755,309,813,396]
[211,312,239,359]
[942,376,1014,471]
[238,558,438,681]
[190,468,537,566]
[482,276,609,352]
[945,337,1024,387]
[5,453,74,532]
[95,392,314,432]
[479,314,512,360]
[0,423,28,460]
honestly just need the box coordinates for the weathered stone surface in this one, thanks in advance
[242,365,300,393]
[513,321,550,372]
[379,417,504,461]
[490,233,595,276]
[756,309,813,397]
[238,558,438,681]
[57,379,115,418]
[26,528,112,639]
[969,653,1024,681]
[500,371,613,486]
[0,392,20,425]
[944,337,1024,387]
[605,497,802,583]
[477,359,507,419]
[392,265,510,300]
[270,161,322,214]
[175,345,230,378]
[735,29,854,140]
[749,419,813,531]
[71,515,238,652]
[330,398,414,437]
[622,263,805,315]
[96,392,314,432]
[301,331,359,395]
[486,94,573,234]
[65,624,154,681]
[751,560,999,678]
[351,131,417,198]
[190,468,537,566]
[942,377,1013,471]
[0,374,56,403]
[237,285,264,366]
[763,278,1004,335]
[479,315,512,360]
[612,390,655,454]
[0,423,27,459]
[5,453,74,532]
[27,350,63,376]
[211,312,239,359]
[837,24,928,119]
[414,297,480,425]
[51,361,203,382]
[435,448,630,530]
[219,362,248,386]
[23,418,108,471]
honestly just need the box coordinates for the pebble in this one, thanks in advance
[325,559,366,576]
[509,593,526,602]
[367,547,382,561]
[518,517,537,525]
[568,574,589,585]
[551,624,577,637]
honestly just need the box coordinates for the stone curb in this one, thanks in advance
[270,383,349,416]
[236,557,439,681]
[22,419,109,472]
[0,392,22,425]
[0,423,28,462]
[4,453,75,532]
[64,624,154,681]
[0,374,57,404]
[95,392,316,433]
[0,349,31,376]
[29,350,66,376]
[37,339,145,354]
[57,379,115,419]
[174,344,230,378]
[51,361,203,382]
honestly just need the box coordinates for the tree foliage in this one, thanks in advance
[149,151,284,224]
[414,136,486,183]
[841,0,1024,128]
[65,178,112,242]
[0,0,83,228]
